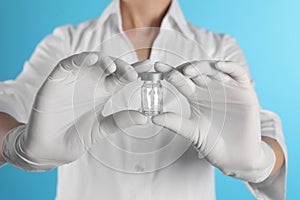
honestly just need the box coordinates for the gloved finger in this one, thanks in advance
[99,110,148,137]
[50,52,99,79]
[191,75,212,88]
[154,61,173,73]
[96,54,117,76]
[114,58,139,82]
[215,61,251,83]
[190,72,232,87]
[106,58,139,85]
[182,60,219,78]
[155,62,195,98]
[87,54,118,83]
[167,68,196,98]
[155,61,200,77]
[156,61,212,88]
[63,52,99,70]
[176,62,192,74]
[152,112,195,140]
[104,58,140,92]
[183,60,235,85]
[132,59,153,73]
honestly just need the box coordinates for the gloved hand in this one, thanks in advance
[152,61,276,183]
[2,52,151,171]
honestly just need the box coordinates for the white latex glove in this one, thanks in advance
[153,61,276,183]
[2,52,151,171]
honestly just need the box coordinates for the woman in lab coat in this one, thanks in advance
[0,0,286,199]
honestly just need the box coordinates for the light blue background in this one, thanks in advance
[0,0,299,199]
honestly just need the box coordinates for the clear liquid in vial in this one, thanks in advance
[141,81,163,116]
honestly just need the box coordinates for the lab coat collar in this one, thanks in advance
[97,0,194,39]
[161,0,194,39]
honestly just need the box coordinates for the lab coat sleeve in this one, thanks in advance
[221,34,287,200]
[0,25,72,123]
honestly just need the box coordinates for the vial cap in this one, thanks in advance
[139,72,164,81]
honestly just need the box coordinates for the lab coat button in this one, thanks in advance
[134,164,145,173]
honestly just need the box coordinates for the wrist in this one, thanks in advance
[198,139,276,183]
[2,125,53,171]
[262,136,285,177]
[0,151,7,167]
[0,112,25,167]
[223,141,276,183]
[2,125,29,169]
[0,137,6,167]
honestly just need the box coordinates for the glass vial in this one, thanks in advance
[140,72,164,116]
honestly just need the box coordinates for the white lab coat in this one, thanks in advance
[0,0,287,199]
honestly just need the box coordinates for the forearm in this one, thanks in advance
[0,112,24,164]
[262,136,285,177]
